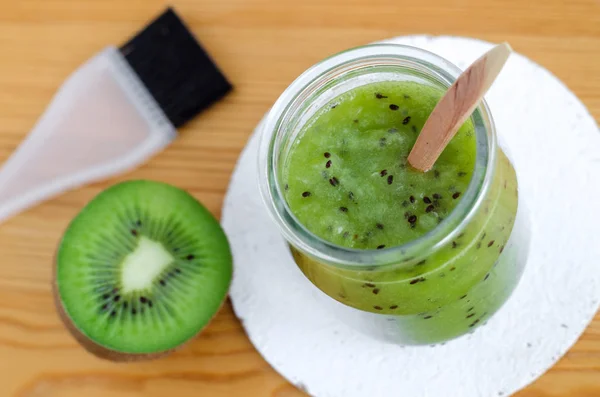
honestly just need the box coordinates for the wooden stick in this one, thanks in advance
[407,42,512,172]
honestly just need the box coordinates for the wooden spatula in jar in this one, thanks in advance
[407,43,512,172]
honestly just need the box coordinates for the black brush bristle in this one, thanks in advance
[120,8,232,128]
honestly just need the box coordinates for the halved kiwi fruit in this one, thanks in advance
[53,180,232,361]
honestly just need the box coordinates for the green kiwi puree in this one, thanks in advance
[281,81,523,343]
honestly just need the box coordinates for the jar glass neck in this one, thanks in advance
[258,44,497,269]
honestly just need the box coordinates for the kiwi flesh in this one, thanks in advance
[53,180,232,362]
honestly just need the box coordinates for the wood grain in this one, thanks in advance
[0,0,598,395]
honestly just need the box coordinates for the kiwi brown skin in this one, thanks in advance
[52,243,228,363]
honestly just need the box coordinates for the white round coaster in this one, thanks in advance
[222,36,600,397]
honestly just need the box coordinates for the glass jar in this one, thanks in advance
[257,44,530,345]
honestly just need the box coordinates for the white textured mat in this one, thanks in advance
[222,36,600,397]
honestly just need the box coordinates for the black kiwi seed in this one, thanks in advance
[425,205,435,213]
[484,273,490,281]
[102,293,110,300]
[376,223,384,230]
[339,207,348,213]
[135,220,142,227]
[372,288,380,294]
[364,283,376,288]
[410,277,426,285]
[329,177,339,186]
[380,169,388,177]
[452,192,461,199]
[460,294,468,299]
[389,104,399,111]
[389,305,398,309]
[452,241,458,248]
[326,160,332,168]
[353,119,359,123]
[499,245,505,253]
[140,297,147,304]
[186,254,195,260]
[284,184,289,191]
[131,229,138,236]
[375,93,388,99]
[175,268,182,274]
[408,215,417,224]
[423,315,433,319]
[458,171,467,177]
[402,116,411,125]
[324,152,331,158]
[159,279,166,286]
[433,170,440,178]
[113,295,121,302]
[433,193,441,199]
[302,191,311,198]
[373,306,383,310]
[488,240,495,247]
[131,308,137,315]
[466,313,475,319]
[379,138,387,147]
[423,196,432,204]
[387,175,394,185]
[416,259,427,266]
[409,195,416,203]
[450,266,456,271]
[110,310,117,317]
[101,303,109,311]
[376,245,385,250]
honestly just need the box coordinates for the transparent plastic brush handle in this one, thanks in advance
[0,47,177,223]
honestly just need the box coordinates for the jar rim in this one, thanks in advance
[258,43,497,268]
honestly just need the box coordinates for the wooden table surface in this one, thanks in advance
[0,0,598,396]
